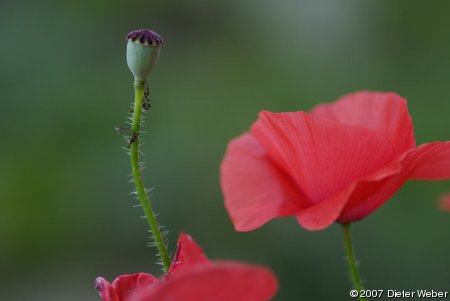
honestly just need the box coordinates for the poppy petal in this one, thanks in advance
[168,233,211,276]
[220,133,303,231]
[132,262,278,301]
[311,91,416,156]
[111,273,158,301]
[296,154,404,229]
[337,162,408,223]
[407,142,450,179]
[252,111,396,206]
[339,142,450,222]
[296,184,355,230]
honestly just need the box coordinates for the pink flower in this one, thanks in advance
[95,234,278,301]
[438,193,450,212]
[220,91,450,231]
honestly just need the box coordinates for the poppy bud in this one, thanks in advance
[126,29,163,82]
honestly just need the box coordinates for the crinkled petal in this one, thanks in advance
[407,142,450,179]
[337,158,408,223]
[131,262,278,301]
[110,273,158,301]
[298,156,404,229]
[338,176,406,223]
[296,184,355,230]
[251,111,396,205]
[220,133,303,231]
[339,142,450,222]
[311,91,416,156]
[168,233,211,276]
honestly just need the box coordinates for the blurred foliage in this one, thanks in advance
[1,0,450,300]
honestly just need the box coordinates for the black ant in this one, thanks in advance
[129,82,151,113]
[115,126,140,148]
[143,82,151,110]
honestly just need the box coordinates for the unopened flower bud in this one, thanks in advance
[126,29,164,82]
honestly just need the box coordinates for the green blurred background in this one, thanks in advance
[1,0,450,300]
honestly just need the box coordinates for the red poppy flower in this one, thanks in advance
[438,193,450,212]
[95,233,278,301]
[220,91,450,231]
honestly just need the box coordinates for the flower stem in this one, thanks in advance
[341,223,366,301]
[129,80,171,272]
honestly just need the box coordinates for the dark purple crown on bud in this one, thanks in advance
[126,29,164,47]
